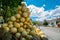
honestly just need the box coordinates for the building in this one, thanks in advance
[47,18,60,27]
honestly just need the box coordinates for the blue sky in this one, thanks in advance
[24,0,60,10]
[24,0,60,21]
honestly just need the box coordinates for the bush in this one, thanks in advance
[43,20,48,26]
[32,21,40,25]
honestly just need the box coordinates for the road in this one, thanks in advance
[40,27,60,40]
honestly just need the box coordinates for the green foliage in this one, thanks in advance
[6,7,17,21]
[0,0,24,22]
[43,20,48,26]
[32,21,40,25]
[1,0,23,8]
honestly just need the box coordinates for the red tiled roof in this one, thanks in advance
[47,18,60,22]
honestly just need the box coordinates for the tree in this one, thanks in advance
[43,20,48,26]
[0,0,23,23]
[32,21,40,25]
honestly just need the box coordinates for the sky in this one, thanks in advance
[24,0,60,21]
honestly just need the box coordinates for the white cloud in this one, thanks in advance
[56,5,60,8]
[27,5,44,13]
[27,5,60,21]
[49,6,60,18]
